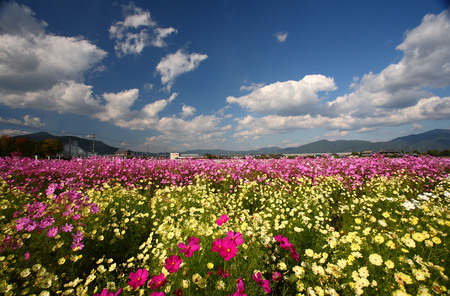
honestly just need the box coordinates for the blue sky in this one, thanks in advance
[0,0,449,153]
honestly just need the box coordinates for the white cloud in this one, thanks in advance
[97,89,140,121]
[227,75,337,115]
[0,115,44,127]
[233,96,450,140]
[181,105,196,118]
[0,2,106,116]
[239,83,265,92]
[230,10,450,141]
[156,50,208,91]
[0,129,32,136]
[275,32,288,43]
[109,3,177,56]
[412,123,423,131]
[154,115,232,149]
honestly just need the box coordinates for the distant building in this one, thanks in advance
[170,153,201,160]
[361,151,375,157]
[114,148,131,157]
[379,149,401,156]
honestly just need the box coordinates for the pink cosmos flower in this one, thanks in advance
[289,245,299,262]
[218,238,238,261]
[229,278,247,296]
[274,235,292,250]
[217,266,230,278]
[227,231,244,246]
[252,272,271,293]
[148,273,167,290]
[24,252,30,261]
[272,271,282,282]
[165,255,182,273]
[46,226,58,238]
[150,292,165,296]
[178,236,200,257]
[212,238,224,253]
[61,223,73,232]
[216,214,229,226]
[127,268,148,289]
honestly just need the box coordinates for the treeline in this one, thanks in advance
[421,149,450,157]
[0,135,64,157]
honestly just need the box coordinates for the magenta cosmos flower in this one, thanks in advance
[46,226,58,238]
[274,235,292,250]
[227,231,244,245]
[127,268,148,289]
[150,292,165,296]
[272,271,282,282]
[218,238,238,261]
[289,245,299,262]
[228,278,247,296]
[165,255,182,273]
[252,272,271,293]
[178,236,200,257]
[148,273,167,290]
[216,214,229,226]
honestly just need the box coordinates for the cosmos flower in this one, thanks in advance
[148,273,167,290]
[127,268,148,289]
[178,236,200,257]
[46,227,58,238]
[165,255,182,273]
[216,214,229,226]
[252,272,271,293]
[227,231,244,245]
[218,238,238,261]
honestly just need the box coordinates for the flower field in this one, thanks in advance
[0,155,449,296]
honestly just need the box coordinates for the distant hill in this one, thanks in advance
[183,129,450,155]
[388,129,450,151]
[12,132,119,156]
[8,129,450,156]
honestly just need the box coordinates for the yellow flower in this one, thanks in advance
[382,212,390,218]
[356,278,370,288]
[413,269,426,281]
[207,263,214,269]
[386,240,396,249]
[369,254,383,266]
[411,232,424,242]
[305,249,314,257]
[385,260,395,269]
[431,236,441,244]
[374,234,384,244]
[358,266,369,278]
[404,238,416,248]
[354,218,362,224]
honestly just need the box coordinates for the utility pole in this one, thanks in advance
[92,132,96,156]
[68,137,72,157]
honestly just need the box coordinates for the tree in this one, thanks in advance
[40,138,64,157]
[1,135,15,155]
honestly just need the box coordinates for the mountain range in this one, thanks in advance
[11,129,450,156]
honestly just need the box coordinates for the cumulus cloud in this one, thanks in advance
[0,115,44,127]
[231,10,450,141]
[0,2,106,115]
[181,105,196,118]
[0,129,32,136]
[156,50,208,91]
[109,3,177,56]
[227,75,337,115]
[275,32,288,43]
